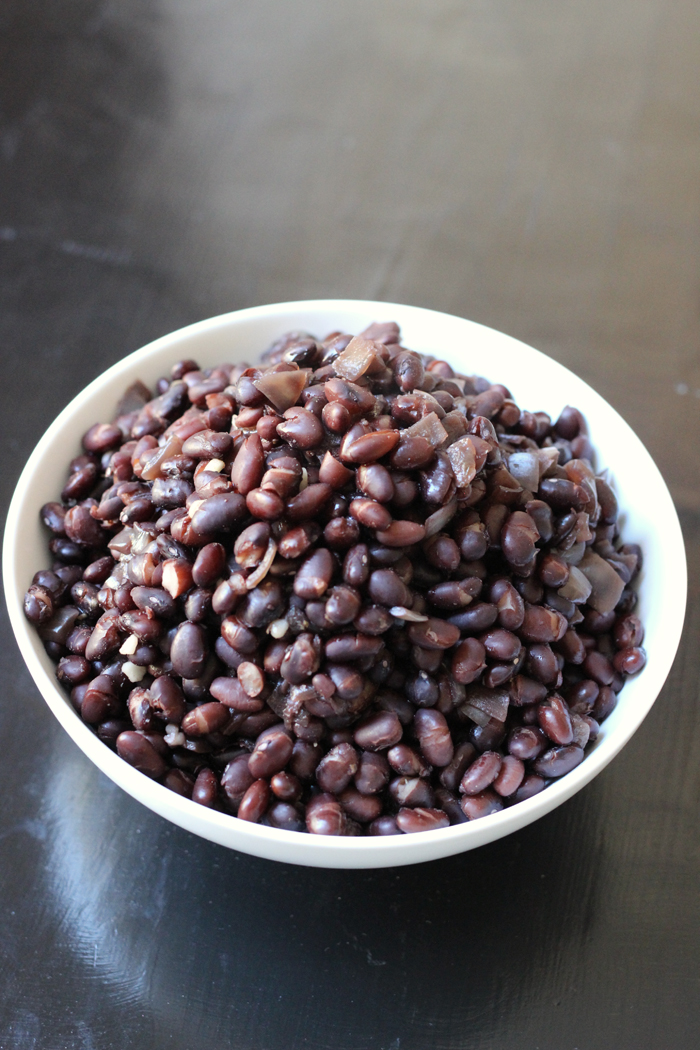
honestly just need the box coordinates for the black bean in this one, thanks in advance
[414,708,454,767]
[387,744,431,778]
[532,745,584,778]
[460,791,504,820]
[316,743,359,794]
[353,710,402,751]
[170,621,209,679]
[451,638,486,684]
[116,731,168,779]
[396,807,449,833]
[388,777,434,808]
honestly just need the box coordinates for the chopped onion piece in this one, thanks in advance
[578,550,625,613]
[559,542,586,565]
[537,447,560,478]
[205,458,225,473]
[462,685,510,722]
[558,565,592,604]
[424,500,458,538]
[119,634,139,656]
[253,369,308,412]
[268,619,289,639]
[507,451,540,492]
[447,436,478,488]
[333,336,382,381]
[460,703,491,727]
[140,433,182,481]
[404,412,449,449]
[123,661,146,683]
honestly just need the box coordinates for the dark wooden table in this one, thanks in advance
[2,3,699,1047]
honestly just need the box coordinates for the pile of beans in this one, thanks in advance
[24,321,645,835]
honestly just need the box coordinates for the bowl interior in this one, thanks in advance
[3,299,687,867]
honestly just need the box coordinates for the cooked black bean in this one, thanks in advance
[248,730,294,778]
[170,621,209,678]
[354,710,403,751]
[532,745,584,778]
[116,731,168,779]
[28,319,643,836]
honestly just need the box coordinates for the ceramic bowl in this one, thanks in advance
[3,300,687,867]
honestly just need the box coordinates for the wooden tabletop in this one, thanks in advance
[1,2,698,1048]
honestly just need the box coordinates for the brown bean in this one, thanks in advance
[338,789,383,823]
[170,621,209,679]
[439,742,476,792]
[231,434,265,494]
[192,768,219,807]
[388,777,434,808]
[349,498,392,530]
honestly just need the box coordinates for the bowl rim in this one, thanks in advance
[3,298,688,866]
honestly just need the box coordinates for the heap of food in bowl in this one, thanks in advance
[23,321,646,836]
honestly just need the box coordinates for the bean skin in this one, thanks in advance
[192,768,219,807]
[493,755,525,797]
[294,548,335,599]
[181,702,231,737]
[369,815,401,835]
[520,603,568,644]
[460,751,503,795]
[387,745,431,778]
[210,676,264,712]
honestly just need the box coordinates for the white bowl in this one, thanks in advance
[3,300,687,868]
